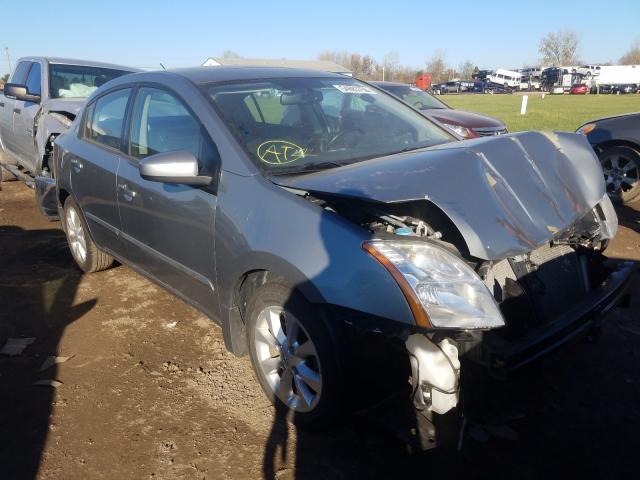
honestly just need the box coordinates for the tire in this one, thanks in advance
[246,279,344,427]
[597,145,640,205]
[62,197,114,272]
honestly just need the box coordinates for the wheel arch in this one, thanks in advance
[593,139,640,154]
[222,260,326,356]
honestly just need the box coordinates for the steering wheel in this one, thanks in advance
[326,126,366,149]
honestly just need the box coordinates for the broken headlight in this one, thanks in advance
[364,241,505,330]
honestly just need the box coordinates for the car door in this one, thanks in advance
[70,87,132,251]
[0,60,31,155]
[13,60,43,171]
[116,86,220,316]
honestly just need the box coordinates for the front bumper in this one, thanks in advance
[478,259,637,375]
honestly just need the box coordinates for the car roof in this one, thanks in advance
[165,66,346,84]
[369,81,411,88]
[16,56,140,72]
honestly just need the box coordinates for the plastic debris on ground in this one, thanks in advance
[0,337,36,356]
[32,380,63,388]
[39,355,75,372]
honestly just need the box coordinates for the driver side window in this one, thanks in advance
[129,87,220,174]
[10,61,31,84]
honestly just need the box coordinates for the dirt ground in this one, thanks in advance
[1,178,640,480]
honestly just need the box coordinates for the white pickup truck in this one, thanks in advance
[0,57,137,213]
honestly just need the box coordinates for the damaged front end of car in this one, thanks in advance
[272,130,636,448]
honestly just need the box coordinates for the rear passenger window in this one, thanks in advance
[25,63,41,96]
[88,88,131,150]
[129,87,220,174]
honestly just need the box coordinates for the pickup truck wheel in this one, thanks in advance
[63,197,114,273]
[246,280,344,428]
[598,145,640,204]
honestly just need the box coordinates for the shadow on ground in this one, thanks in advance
[260,271,640,480]
[0,226,95,480]
[618,202,640,234]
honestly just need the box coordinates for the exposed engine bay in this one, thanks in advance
[291,183,625,447]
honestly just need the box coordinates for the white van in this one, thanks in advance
[487,69,522,88]
[577,65,602,77]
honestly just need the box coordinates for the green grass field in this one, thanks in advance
[440,93,640,133]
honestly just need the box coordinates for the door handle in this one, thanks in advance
[0,102,4,107]
[13,108,21,114]
[69,158,83,173]
[117,183,137,202]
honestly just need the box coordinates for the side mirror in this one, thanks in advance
[3,83,40,103]
[139,150,212,186]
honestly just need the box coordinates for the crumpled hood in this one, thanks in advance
[43,98,85,117]
[271,131,606,260]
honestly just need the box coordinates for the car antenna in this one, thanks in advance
[160,63,166,70]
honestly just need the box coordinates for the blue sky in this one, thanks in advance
[2,0,638,77]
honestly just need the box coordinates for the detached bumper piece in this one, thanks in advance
[35,176,59,220]
[480,258,636,375]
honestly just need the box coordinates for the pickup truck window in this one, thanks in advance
[49,64,131,99]
[10,61,31,84]
[88,88,131,150]
[25,63,41,96]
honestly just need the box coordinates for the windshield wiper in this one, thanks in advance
[269,161,346,176]
[397,144,431,154]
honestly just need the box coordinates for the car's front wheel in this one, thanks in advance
[63,197,114,272]
[597,145,640,204]
[246,279,344,427]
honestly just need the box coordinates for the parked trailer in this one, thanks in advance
[592,65,640,89]
[541,67,586,93]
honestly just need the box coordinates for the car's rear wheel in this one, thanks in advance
[597,145,640,204]
[246,279,343,427]
[63,197,114,272]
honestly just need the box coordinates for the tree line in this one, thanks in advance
[316,32,640,84]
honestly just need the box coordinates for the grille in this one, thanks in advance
[483,244,580,300]
[483,243,587,324]
[473,127,508,137]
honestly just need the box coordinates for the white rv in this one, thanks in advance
[487,69,522,88]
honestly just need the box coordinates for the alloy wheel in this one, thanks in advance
[254,306,322,412]
[601,152,640,198]
[66,206,87,264]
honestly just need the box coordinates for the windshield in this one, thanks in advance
[49,64,132,99]
[383,85,449,110]
[205,78,454,174]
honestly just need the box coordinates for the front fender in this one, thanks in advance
[215,172,416,329]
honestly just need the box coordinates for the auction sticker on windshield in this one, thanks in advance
[333,84,378,94]
[257,140,307,165]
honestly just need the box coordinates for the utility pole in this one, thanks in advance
[5,47,11,76]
